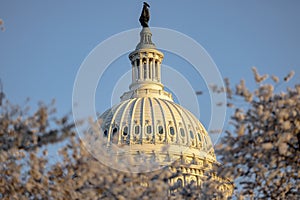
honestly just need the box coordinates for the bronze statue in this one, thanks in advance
[139,2,150,27]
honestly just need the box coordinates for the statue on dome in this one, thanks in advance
[139,2,150,27]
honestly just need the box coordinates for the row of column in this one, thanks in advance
[132,57,161,82]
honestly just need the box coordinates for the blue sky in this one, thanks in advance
[1,1,300,131]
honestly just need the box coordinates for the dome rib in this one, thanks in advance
[167,101,189,146]
[119,98,136,143]
[160,100,179,144]
[181,107,198,145]
[129,98,141,144]
[108,100,128,142]
[148,97,156,143]
[153,98,167,143]
[141,97,146,143]
[185,108,213,150]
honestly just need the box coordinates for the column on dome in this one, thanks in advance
[157,61,161,81]
[134,59,137,81]
[146,58,149,80]
[137,58,139,81]
[128,43,164,89]
[143,57,147,80]
[154,59,159,81]
[149,58,153,80]
[152,57,156,81]
[139,58,142,81]
[131,61,135,82]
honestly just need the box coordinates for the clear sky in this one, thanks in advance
[1,1,300,132]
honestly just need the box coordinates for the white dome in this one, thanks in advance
[99,96,216,161]
[95,27,217,167]
[92,11,233,196]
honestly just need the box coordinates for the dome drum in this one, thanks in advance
[129,46,164,89]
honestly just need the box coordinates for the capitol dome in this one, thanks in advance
[94,4,233,195]
[100,96,216,162]
[98,27,217,166]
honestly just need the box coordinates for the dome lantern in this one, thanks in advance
[121,27,172,101]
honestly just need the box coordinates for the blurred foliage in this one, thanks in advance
[217,68,300,199]
[0,68,299,199]
[0,98,225,199]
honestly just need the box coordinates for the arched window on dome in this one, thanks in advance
[197,132,201,141]
[180,128,185,137]
[158,125,164,135]
[189,130,196,147]
[110,127,119,143]
[122,126,128,137]
[189,131,194,139]
[104,129,108,137]
[190,177,197,186]
[190,179,196,186]
[112,127,118,135]
[169,126,175,136]
[176,178,183,187]
[203,135,207,144]
[135,125,140,135]
[178,126,186,145]
[146,125,152,134]
[197,132,203,148]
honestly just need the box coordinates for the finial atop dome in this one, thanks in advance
[136,2,155,49]
[120,2,169,101]
[139,2,150,27]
